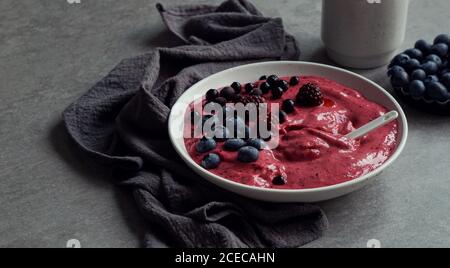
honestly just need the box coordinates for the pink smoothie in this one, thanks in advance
[184,76,398,189]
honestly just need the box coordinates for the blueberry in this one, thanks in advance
[231,82,242,94]
[425,54,443,67]
[290,76,300,86]
[277,80,289,92]
[440,68,450,78]
[424,75,439,86]
[272,175,287,186]
[250,88,263,96]
[391,53,410,66]
[205,89,219,102]
[403,59,421,71]
[390,70,409,87]
[220,87,237,101]
[196,137,217,153]
[279,110,287,124]
[404,48,424,60]
[271,87,284,99]
[267,75,279,86]
[282,99,296,114]
[201,153,221,169]
[431,43,448,58]
[434,34,450,46]
[411,69,427,81]
[244,83,255,93]
[426,82,448,102]
[260,82,271,94]
[409,80,426,98]
[246,138,263,150]
[387,65,405,77]
[237,146,259,163]
[259,75,267,81]
[223,139,246,151]
[415,39,432,54]
[421,61,439,75]
[441,73,450,88]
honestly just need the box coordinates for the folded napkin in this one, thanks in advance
[63,0,328,248]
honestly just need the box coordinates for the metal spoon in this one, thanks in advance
[345,111,399,139]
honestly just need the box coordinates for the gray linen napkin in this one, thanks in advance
[63,0,328,248]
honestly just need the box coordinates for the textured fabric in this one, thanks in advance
[63,0,328,248]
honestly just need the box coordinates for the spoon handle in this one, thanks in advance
[345,111,399,139]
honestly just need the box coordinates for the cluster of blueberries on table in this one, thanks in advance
[388,34,450,104]
[190,74,325,185]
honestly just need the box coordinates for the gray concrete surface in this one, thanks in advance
[1,0,449,248]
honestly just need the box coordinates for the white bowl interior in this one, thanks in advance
[169,61,408,203]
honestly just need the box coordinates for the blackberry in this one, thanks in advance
[296,83,323,107]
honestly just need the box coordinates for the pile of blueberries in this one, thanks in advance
[388,34,450,104]
[194,74,302,172]
[203,74,300,105]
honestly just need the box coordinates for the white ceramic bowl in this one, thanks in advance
[168,61,408,203]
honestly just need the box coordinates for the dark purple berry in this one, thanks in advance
[260,82,271,94]
[404,48,424,60]
[415,39,432,54]
[205,89,219,102]
[250,88,263,96]
[282,99,296,114]
[277,80,289,92]
[267,75,279,86]
[244,83,255,93]
[272,175,287,186]
[296,83,323,107]
[220,87,237,101]
[278,110,287,124]
[290,76,300,86]
[213,97,227,106]
[271,87,284,99]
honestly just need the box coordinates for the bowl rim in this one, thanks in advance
[168,61,409,195]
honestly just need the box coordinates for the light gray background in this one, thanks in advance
[1,0,449,248]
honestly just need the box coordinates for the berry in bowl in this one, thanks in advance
[169,62,408,202]
[388,34,450,114]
